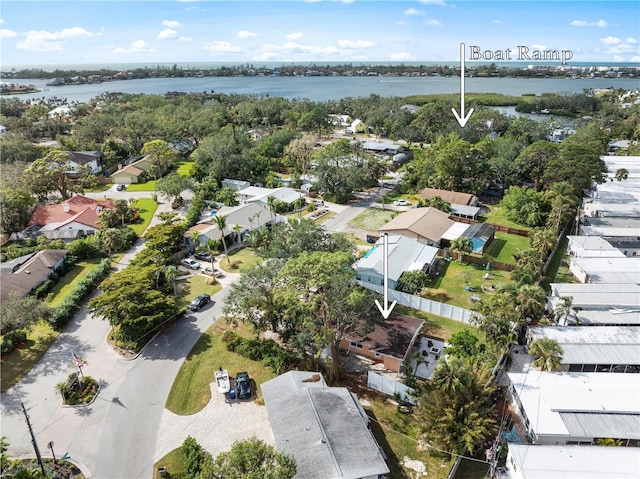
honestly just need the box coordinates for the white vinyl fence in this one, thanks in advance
[357,281,475,324]
[367,371,415,404]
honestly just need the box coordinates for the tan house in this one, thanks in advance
[339,314,424,373]
[110,164,144,184]
[379,207,455,247]
[419,187,479,206]
[0,249,68,301]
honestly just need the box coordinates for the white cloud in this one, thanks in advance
[158,29,177,40]
[396,21,407,26]
[612,55,625,62]
[388,51,413,61]
[417,0,447,5]
[0,18,5,24]
[532,44,547,50]
[0,29,16,39]
[203,41,242,54]
[338,39,375,48]
[237,30,258,39]
[630,55,640,62]
[404,8,424,16]
[178,37,192,42]
[286,32,303,41]
[113,40,154,54]
[571,19,607,27]
[16,27,96,51]
[606,43,637,54]
[162,20,182,28]
[600,36,621,45]
[626,37,638,44]
[425,19,443,26]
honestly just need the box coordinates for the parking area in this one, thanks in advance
[154,381,274,462]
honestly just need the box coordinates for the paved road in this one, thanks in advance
[1,188,239,478]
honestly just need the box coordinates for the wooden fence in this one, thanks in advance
[460,253,516,272]
[454,216,531,237]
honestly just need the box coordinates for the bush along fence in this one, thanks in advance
[48,258,112,329]
[357,281,474,324]
[460,253,516,272]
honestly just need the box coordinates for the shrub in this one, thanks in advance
[181,436,208,478]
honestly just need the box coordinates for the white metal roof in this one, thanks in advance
[580,225,640,237]
[548,283,640,308]
[441,221,469,241]
[572,257,640,284]
[507,444,640,479]
[508,371,640,438]
[573,308,640,326]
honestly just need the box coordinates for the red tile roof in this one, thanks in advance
[29,195,114,230]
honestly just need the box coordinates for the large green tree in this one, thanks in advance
[529,338,563,371]
[274,251,379,377]
[155,173,194,202]
[0,188,36,234]
[24,150,94,200]
[0,292,51,335]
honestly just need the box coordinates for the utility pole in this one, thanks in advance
[21,402,46,477]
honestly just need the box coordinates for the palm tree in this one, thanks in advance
[164,265,179,297]
[615,168,629,182]
[207,238,217,272]
[553,295,574,325]
[191,230,200,250]
[232,224,242,244]
[450,237,473,260]
[529,228,556,256]
[214,214,229,265]
[267,195,277,224]
[529,338,563,371]
[515,284,546,322]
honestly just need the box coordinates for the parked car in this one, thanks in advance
[116,184,126,191]
[194,251,211,261]
[393,199,411,206]
[188,294,211,311]
[235,372,252,400]
[203,267,221,277]
[181,258,200,270]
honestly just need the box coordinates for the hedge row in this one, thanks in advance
[48,258,112,329]
[222,330,298,375]
[1,329,27,354]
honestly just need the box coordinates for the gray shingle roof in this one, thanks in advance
[261,371,389,479]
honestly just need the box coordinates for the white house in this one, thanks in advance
[354,235,438,290]
[66,151,104,175]
[505,444,640,479]
[569,257,640,283]
[507,370,640,446]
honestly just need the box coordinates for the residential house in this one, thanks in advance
[379,207,455,248]
[28,195,114,235]
[261,371,389,479]
[354,235,438,290]
[568,257,640,284]
[184,202,274,246]
[350,118,367,134]
[527,325,640,373]
[221,179,251,191]
[237,186,304,210]
[507,370,640,446]
[0,249,68,301]
[418,187,479,207]
[66,150,104,176]
[361,141,404,156]
[566,235,626,258]
[110,155,157,184]
[504,444,640,479]
[338,314,424,373]
[547,283,640,315]
[9,224,85,243]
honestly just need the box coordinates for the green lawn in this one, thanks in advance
[395,305,481,341]
[419,259,509,309]
[482,232,530,264]
[153,448,183,479]
[176,160,194,177]
[314,211,336,225]
[366,397,456,479]
[178,275,223,305]
[543,235,577,288]
[165,322,277,415]
[125,180,157,192]
[46,259,103,308]
[1,320,59,392]
[479,204,533,231]
[348,208,397,231]
[84,183,112,193]
[381,191,420,205]
[219,247,263,274]
[129,197,159,235]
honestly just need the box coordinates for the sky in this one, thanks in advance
[0,0,639,67]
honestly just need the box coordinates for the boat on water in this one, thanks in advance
[215,368,230,394]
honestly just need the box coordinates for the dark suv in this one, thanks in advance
[235,372,251,400]
[187,294,211,311]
